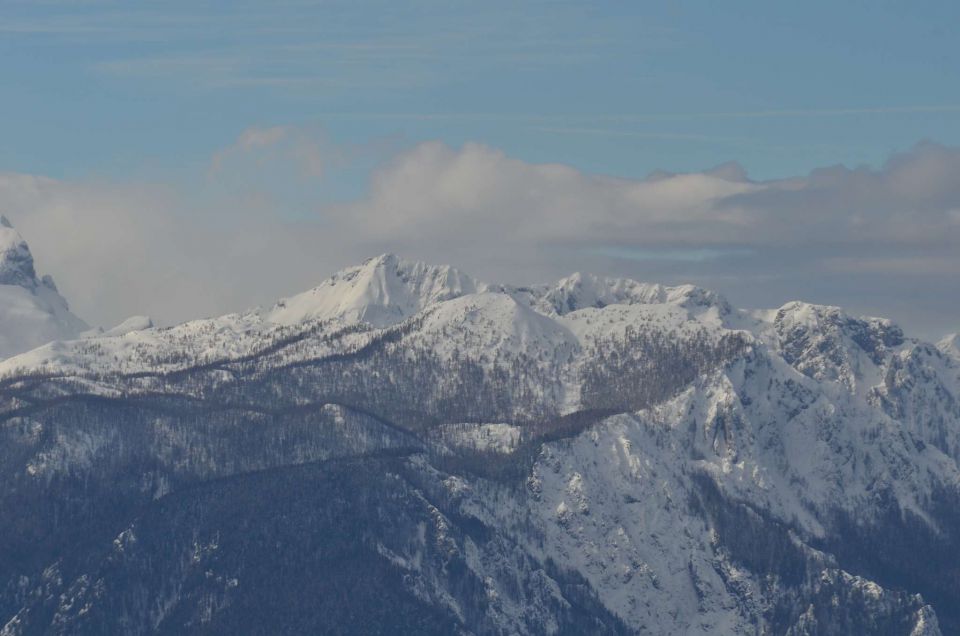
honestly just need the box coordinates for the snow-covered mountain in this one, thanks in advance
[941,333,960,362]
[0,216,88,359]
[266,252,487,327]
[1,254,957,634]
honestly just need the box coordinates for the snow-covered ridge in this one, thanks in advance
[771,300,906,394]
[530,271,733,318]
[264,253,486,327]
[940,333,960,362]
[2,252,958,634]
[101,315,154,337]
[0,252,933,385]
[0,253,740,379]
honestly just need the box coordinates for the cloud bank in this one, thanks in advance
[2,135,958,337]
[337,139,960,251]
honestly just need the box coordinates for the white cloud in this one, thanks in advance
[334,139,960,252]
[0,172,354,328]
[2,137,959,337]
[210,125,329,177]
[333,141,757,247]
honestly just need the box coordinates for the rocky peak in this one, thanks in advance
[939,333,960,362]
[536,272,731,317]
[264,253,486,327]
[0,215,39,287]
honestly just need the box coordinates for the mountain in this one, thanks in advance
[266,253,486,327]
[940,333,960,362]
[0,216,88,360]
[1,254,957,634]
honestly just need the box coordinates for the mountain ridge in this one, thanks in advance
[0,252,957,634]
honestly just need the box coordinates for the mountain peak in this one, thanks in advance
[0,215,38,287]
[537,272,731,317]
[265,255,738,328]
[939,333,960,361]
[0,217,88,359]
[364,252,401,266]
[264,253,486,327]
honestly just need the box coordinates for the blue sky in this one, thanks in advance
[2,1,959,185]
[1,1,959,338]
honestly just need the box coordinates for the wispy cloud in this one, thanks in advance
[210,125,329,177]
[8,1,655,90]
[307,105,960,124]
[94,47,436,90]
[597,105,960,122]
[532,126,746,143]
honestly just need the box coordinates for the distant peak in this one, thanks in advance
[364,253,400,266]
[266,253,485,328]
[0,216,38,287]
[939,333,960,360]
[775,300,899,329]
[540,272,730,316]
[356,253,468,283]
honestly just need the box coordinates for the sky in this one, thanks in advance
[0,0,958,338]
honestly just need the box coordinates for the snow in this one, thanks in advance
[0,284,88,360]
[0,215,38,287]
[101,315,154,337]
[264,253,485,327]
[443,349,953,632]
[939,333,960,362]
[433,423,522,454]
[411,292,579,362]
[529,271,733,321]
[559,302,719,345]
[0,251,954,634]
[2,252,958,536]
[0,217,88,359]
[455,412,765,633]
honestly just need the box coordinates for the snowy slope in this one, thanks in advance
[0,216,88,359]
[265,253,486,327]
[0,253,957,634]
[940,333,960,362]
[0,256,741,380]
[531,271,733,320]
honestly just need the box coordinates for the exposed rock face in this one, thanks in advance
[0,255,957,634]
[0,215,38,288]
[0,216,88,359]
